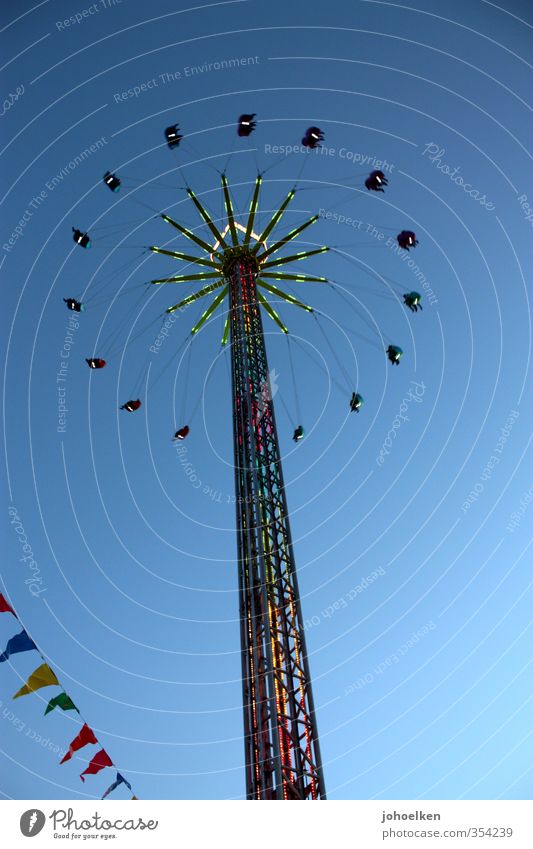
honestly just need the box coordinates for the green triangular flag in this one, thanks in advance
[44,692,78,716]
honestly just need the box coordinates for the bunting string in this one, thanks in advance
[0,592,138,799]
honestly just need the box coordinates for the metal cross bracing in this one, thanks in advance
[229,258,325,799]
[150,174,328,799]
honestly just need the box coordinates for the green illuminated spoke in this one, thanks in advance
[256,215,319,261]
[151,272,222,284]
[161,214,224,259]
[221,175,238,246]
[221,315,230,346]
[252,188,296,252]
[243,175,263,246]
[150,246,221,269]
[260,247,328,269]
[261,272,327,283]
[257,290,289,333]
[167,281,226,314]
[187,189,228,246]
[192,285,229,334]
[258,280,313,312]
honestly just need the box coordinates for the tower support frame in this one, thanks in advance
[228,256,326,800]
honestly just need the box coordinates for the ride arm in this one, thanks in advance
[221,174,238,246]
[256,290,289,333]
[255,215,319,261]
[243,175,263,246]
[151,272,222,284]
[260,271,327,283]
[191,285,229,335]
[257,280,313,312]
[161,214,224,260]
[166,281,225,314]
[187,189,228,247]
[260,247,328,269]
[251,188,296,252]
[150,246,221,269]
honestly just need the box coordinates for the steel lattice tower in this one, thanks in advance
[151,175,328,799]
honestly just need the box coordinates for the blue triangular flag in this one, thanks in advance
[0,630,37,663]
[101,772,132,800]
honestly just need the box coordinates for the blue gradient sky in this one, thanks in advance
[1,0,532,801]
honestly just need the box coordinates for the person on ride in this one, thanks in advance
[64,298,85,312]
[396,230,418,250]
[173,425,190,440]
[403,292,422,312]
[165,125,183,149]
[364,170,388,192]
[237,114,257,137]
[121,400,142,412]
[302,127,324,149]
[350,393,364,412]
[103,171,121,191]
[72,228,91,248]
[293,425,305,442]
[386,346,403,365]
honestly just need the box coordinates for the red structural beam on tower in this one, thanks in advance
[228,257,326,800]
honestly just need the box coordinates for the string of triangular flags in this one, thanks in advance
[0,593,138,799]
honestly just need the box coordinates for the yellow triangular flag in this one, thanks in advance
[13,663,59,699]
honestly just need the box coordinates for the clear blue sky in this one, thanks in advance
[1,0,532,801]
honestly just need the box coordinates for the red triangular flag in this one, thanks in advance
[60,723,97,764]
[80,749,113,782]
[0,594,16,616]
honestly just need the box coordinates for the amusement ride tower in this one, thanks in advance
[150,174,328,800]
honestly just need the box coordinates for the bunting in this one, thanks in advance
[60,724,97,764]
[13,663,59,699]
[101,772,132,799]
[0,591,137,797]
[44,692,78,716]
[0,594,16,616]
[80,749,113,782]
[0,630,36,662]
